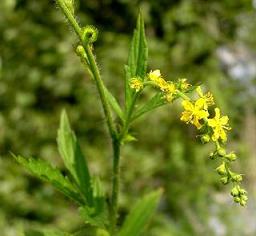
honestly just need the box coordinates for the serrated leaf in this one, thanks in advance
[125,12,148,110]
[103,85,124,122]
[57,110,93,205]
[131,93,166,121]
[14,155,83,205]
[119,189,162,236]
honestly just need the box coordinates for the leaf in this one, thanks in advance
[131,93,166,121]
[119,189,162,236]
[128,12,148,78]
[125,12,148,110]
[79,177,109,229]
[14,155,83,205]
[57,110,93,205]
[103,85,125,122]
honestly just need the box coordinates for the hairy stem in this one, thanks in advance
[56,0,82,39]
[109,137,121,234]
[84,44,116,138]
[56,2,122,232]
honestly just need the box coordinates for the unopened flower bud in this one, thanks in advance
[241,195,248,202]
[220,176,229,185]
[231,186,240,197]
[231,174,243,182]
[225,152,237,161]
[239,188,247,195]
[217,148,226,157]
[234,197,241,203]
[216,162,227,175]
[76,45,85,57]
[240,200,247,206]
[201,134,210,144]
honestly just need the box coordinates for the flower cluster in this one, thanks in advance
[129,69,248,206]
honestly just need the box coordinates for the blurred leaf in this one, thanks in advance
[125,12,148,110]
[14,155,84,205]
[57,110,93,205]
[119,189,162,236]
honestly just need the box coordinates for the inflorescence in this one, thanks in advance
[129,69,248,206]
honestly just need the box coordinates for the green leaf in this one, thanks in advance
[14,155,83,205]
[119,189,162,236]
[125,12,148,110]
[57,110,93,205]
[128,12,148,78]
[132,93,166,121]
[103,85,124,122]
[79,177,109,229]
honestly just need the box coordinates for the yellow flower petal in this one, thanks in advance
[182,100,194,111]
[220,116,229,125]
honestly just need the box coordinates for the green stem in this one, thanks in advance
[57,1,116,138]
[84,44,116,138]
[120,93,139,141]
[176,90,190,100]
[110,137,121,234]
[56,3,122,232]
[56,0,83,39]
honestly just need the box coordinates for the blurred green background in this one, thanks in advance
[1,0,256,235]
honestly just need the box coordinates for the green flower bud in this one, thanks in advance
[76,45,85,57]
[239,188,247,195]
[231,186,240,197]
[225,152,237,161]
[220,176,229,185]
[240,200,247,206]
[216,162,227,175]
[82,25,98,44]
[217,148,226,157]
[231,174,243,182]
[241,195,248,202]
[201,134,210,144]
[234,197,241,203]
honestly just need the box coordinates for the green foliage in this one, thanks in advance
[57,110,93,205]
[119,189,162,236]
[125,12,148,111]
[14,155,83,205]
[1,0,255,235]
[103,85,124,122]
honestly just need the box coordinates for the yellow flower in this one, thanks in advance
[180,98,209,129]
[148,69,162,82]
[130,77,143,92]
[178,78,191,91]
[196,86,214,109]
[208,108,231,141]
[163,82,176,102]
